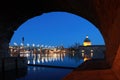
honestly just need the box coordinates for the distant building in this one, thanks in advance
[83,35,92,46]
[81,35,105,59]
[79,45,106,59]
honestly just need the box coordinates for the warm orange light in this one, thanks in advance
[83,42,91,46]
[83,57,91,61]
[84,57,88,61]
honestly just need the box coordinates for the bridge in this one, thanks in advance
[0,0,120,80]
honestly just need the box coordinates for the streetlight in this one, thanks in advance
[27,43,30,47]
[32,43,35,47]
[14,42,17,46]
[21,43,24,46]
[41,44,44,47]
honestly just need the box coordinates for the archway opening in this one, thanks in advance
[9,12,106,79]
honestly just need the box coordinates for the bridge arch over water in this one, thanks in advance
[0,0,120,79]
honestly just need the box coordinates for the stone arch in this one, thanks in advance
[0,0,119,68]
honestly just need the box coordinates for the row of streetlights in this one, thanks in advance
[11,42,63,49]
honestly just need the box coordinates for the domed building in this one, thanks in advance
[83,35,92,46]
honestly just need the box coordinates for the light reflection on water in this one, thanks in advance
[21,52,84,67]
[16,52,85,80]
[16,66,73,80]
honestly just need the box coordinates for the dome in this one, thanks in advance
[84,38,91,42]
[83,35,92,46]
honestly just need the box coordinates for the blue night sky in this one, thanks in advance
[10,12,105,47]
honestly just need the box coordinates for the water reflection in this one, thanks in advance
[16,66,73,80]
[19,51,84,67]
[27,52,65,63]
